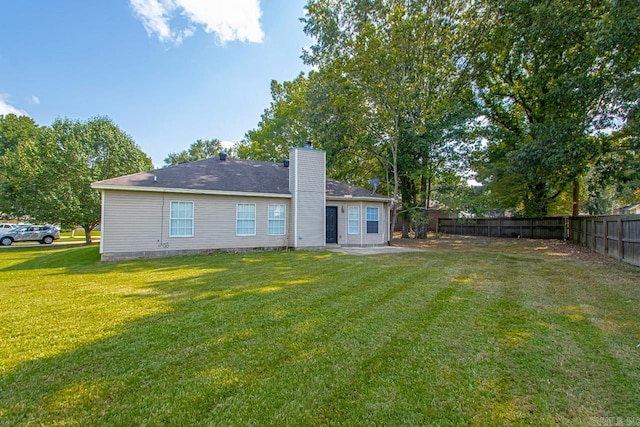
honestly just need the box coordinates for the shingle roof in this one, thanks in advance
[93,156,388,200]
[326,179,385,198]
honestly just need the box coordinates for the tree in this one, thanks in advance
[0,114,41,219]
[3,116,152,243]
[238,74,311,162]
[239,69,386,190]
[584,132,640,214]
[164,139,225,166]
[303,0,479,234]
[470,0,621,217]
[583,0,640,213]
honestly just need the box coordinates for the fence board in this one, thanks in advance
[438,215,640,267]
[569,215,640,267]
[438,217,567,240]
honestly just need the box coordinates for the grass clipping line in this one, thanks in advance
[0,238,639,425]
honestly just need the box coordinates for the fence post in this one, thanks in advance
[618,217,623,261]
[604,219,609,256]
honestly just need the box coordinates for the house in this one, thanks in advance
[615,203,640,215]
[91,145,391,261]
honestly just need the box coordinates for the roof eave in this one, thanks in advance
[326,195,391,203]
[91,184,292,199]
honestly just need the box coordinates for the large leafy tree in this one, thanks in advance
[303,0,478,232]
[584,0,640,213]
[0,114,41,219]
[3,116,152,243]
[238,74,312,162]
[470,0,623,217]
[164,138,226,166]
[239,69,385,190]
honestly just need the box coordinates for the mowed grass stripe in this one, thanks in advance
[1,242,639,425]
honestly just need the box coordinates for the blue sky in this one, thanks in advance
[0,0,311,166]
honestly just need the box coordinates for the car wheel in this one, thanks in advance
[1,237,13,246]
[42,236,54,244]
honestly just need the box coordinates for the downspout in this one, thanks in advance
[384,203,389,246]
[293,149,299,248]
[387,202,391,246]
[99,190,105,254]
[344,203,348,245]
[159,191,166,248]
[322,150,326,248]
[360,201,363,247]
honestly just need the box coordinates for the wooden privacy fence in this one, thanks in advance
[436,215,640,267]
[569,215,640,267]
[437,217,567,239]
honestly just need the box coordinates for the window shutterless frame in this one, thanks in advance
[236,203,256,236]
[268,204,286,235]
[348,206,359,234]
[366,207,379,234]
[169,201,194,237]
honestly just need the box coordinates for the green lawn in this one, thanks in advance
[59,229,101,239]
[1,239,639,426]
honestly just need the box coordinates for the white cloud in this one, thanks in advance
[30,95,40,105]
[0,94,28,117]
[130,0,264,45]
[220,140,236,149]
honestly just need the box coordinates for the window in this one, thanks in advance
[236,204,256,236]
[268,204,286,235]
[348,206,359,234]
[170,201,194,237]
[366,207,379,234]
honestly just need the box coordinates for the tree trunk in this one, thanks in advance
[401,215,411,238]
[82,225,93,244]
[525,182,550,218]
[572,179,579,217]
[389,125,401,244]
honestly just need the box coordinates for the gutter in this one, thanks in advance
[90,184,292,199]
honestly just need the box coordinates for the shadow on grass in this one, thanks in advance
[2,244,640,424]
[0,245,343,277]
[0,245,101,272]
[0,250,426,424]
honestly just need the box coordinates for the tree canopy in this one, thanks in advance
[233,0,640,226]
[164,139,228,167]
[0,115,152,242]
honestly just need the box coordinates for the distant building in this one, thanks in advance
[615,203,640,215]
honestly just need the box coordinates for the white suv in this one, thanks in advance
[0,223,16,232]
[0,225,60,246]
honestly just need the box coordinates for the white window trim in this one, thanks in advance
[236,203,257,236]
[366,207,379,234]
[268,204,286,236]
[348,206,360,234]
[169,201,194,238]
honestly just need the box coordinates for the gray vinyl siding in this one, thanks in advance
[290,148,326,248]
[101,190,290,258]
[330,201,389,246]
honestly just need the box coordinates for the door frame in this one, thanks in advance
[326,206,338,244]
